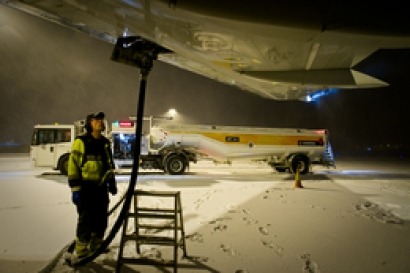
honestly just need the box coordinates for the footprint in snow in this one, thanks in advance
[258,226,269,235]
[355,201,403,224]
[261,240,284,256]
[220,244,237,256]
[242,217,259,225]
[213,224,228,232]
[185,232,204,243]
[301,253,320,273]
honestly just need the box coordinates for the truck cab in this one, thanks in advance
[30,119,109,174]
[30,124,77,174]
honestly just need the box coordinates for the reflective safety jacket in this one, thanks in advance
[68,134,115,192]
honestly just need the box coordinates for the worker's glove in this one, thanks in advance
[103,170,117,195]
[71,191,81,206]
[108,183,118,195]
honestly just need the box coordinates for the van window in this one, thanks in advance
[32,128,72,145]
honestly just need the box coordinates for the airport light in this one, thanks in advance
[167,108,177,118]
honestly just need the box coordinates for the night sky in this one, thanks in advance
[1,5,410,158]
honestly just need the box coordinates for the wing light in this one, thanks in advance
[303,88,338,102]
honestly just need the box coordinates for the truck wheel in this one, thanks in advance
[165,154,186,175]
[290,155,309,174]
[59,154,70,175]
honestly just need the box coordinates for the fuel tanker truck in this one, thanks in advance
[111,119,335,175]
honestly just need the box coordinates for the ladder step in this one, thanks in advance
[136,207,181,213]
[123,234,177,245]
[137,223,181,230]
[127,212,176,219]
[120,257,175,267]
[134,190,180,197]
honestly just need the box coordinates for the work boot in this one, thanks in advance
[89,233,103,252]
[74,238,90,258]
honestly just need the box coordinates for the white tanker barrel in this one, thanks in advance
[149,124,333,165]
[149,125,229,160]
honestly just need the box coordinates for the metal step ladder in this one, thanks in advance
[116,190,187,273]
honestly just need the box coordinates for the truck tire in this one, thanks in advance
[58,153,70,175]
[165,154,187,175]
[290,154,309,174]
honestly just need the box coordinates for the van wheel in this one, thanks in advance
[290,155,309,174]
[59,154,70,175]
[165,154,186,175]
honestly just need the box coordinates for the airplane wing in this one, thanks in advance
[3,0,410,101]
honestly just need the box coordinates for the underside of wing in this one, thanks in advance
[3,0,410,100]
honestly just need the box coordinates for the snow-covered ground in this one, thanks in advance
[1,154,410,273]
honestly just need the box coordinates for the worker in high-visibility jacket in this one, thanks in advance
[67,111,117,259]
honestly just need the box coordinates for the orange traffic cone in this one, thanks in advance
[294,166,303,188]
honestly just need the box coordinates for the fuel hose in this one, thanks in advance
[70,72,149,267]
